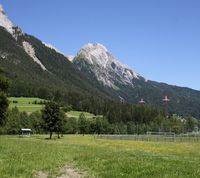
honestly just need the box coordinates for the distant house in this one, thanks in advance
[21,128,31,136]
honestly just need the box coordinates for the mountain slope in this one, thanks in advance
[73,43,200,118]
[1,4,200,118]
[0,5,109,99]
[0,27,111,98]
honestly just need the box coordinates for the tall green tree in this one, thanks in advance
[42,101,64,139]
[78,113,88,135]
[56,110,66,138]
[186,117,198,132]
[0,68,9,126]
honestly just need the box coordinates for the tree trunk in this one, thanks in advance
[50,132,52,139]
[57,132,60,139]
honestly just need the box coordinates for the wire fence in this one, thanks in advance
[96,133,200,142]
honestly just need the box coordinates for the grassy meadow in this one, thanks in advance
[0,135,200,178]
[66,111,95,118]
[8,97,45,113]
[8,97,96,118]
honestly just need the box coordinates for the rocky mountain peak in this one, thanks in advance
[0,4,5,13]
[77,43,110,67]
[74,43,142,88]
[0,4,15,34]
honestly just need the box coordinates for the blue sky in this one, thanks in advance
[1,0,200,90]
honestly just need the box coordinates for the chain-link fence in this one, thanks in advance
[96,133,200,142]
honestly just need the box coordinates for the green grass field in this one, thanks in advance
[8,97,96,118]
[0,135,200,178]
[9,97,45,113]
[66,111,95,118]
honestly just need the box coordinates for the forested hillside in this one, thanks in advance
[0,27,109,100]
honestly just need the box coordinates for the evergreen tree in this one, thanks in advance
[186,117,198,132]
[4,107,21,134]
[29,111,44,134]
[78,113,88,135]
[65,117,78,134]
[0,68,9,126]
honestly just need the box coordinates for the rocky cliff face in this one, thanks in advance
[0,4,14,34]
[73,43,144,89]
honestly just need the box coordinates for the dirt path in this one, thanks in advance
[33,171,48,178]
[57,166,86,178]
[34,165,88,178]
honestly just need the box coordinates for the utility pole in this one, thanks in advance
[162,95,170,117]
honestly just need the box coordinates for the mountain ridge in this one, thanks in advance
[72,43,200,118]
[1,4,200,118]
